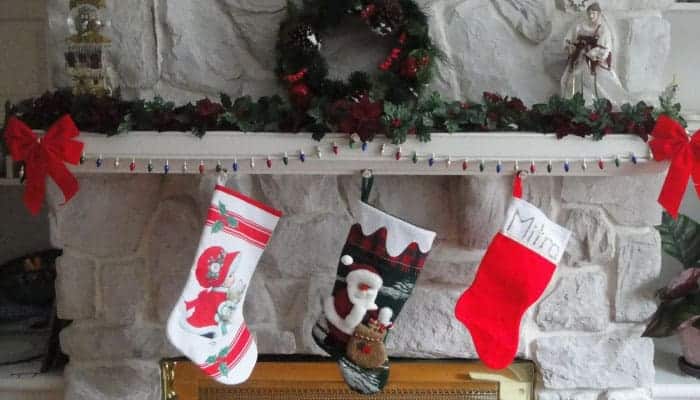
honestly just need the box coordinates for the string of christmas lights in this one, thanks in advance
[74,139,652,175]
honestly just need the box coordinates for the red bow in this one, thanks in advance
[3,115,84,215]
[650,115,700,219]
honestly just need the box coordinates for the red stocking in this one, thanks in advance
[455,174,571,369]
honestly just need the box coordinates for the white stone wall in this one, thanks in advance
[47,173,664,400]
[45,0,674,105]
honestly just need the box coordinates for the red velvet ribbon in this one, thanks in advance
[650,115,700,219]
[3,115,84,215]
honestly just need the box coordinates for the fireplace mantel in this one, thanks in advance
[3,132,664,179]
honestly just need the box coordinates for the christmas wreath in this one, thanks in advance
[275,0,442,142]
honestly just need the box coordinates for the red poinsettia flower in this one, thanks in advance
[333,96,384,142]
[196,98,224,118]
[483,92,503,103]
[506,98,527,113]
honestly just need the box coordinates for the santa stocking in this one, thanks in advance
[455,175,571,370]
[166,185,282,385]
[312,201,436,394]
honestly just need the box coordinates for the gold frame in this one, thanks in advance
[160,358,534,400]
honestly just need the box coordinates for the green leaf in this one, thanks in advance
[656,213,700,268]
[227,217,238,228]
[218,346,231,358]
[307,103,324,122]
[220,93,233,109]
[117,114,134,134]
[218,201,228,215]
[445,120,460,133]
[212,221,224,234]
[643,298,689,337]
[205,355,217,364]
[219,363,229,377]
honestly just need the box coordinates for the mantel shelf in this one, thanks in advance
[5,131,667,177]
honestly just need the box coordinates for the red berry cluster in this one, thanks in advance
[379,33,408,71]
[360,4,377,20]
[400,54,430,79]
[284,68,308,84]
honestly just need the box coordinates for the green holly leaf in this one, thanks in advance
[220,93,233,109]
[218,346,231,358]
[205,355,217,364]
[227,216,238,228]
[117,114,134,133]
[657,212,700,269]
[445,120,460,133]
[212,221,224,233]
[218,201,228,215]
[219,363,230,377]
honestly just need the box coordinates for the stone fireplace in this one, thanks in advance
[48,172,664,400]
[8,0,688,399]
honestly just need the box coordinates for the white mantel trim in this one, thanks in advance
[3,131,662,177]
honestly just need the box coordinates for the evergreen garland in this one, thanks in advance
[3,89,683,146]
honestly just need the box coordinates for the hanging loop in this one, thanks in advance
[513,170,527,199]
[361,169,374,203]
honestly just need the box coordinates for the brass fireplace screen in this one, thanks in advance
[160,358,534,400]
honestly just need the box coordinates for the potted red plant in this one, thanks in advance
[643,213,700,378]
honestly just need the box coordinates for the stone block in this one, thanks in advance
[48,176,162,258]
[227,0,292,70]
[105,0,159,89]
[454,175,511,249]
[243,271,278,326]
[60,323,164,361]
[421,240,482,285]
[428,0,557,103]
[55,253,96,320]
[300,274,337,354]
[64,362,161,400]
[536,272,609,332]
[619,16,671,95]
[536,390,600,400]
[386,284,477,358]
[602,388,652,400]
[258,175,346,216]
[339,175,458,240]
[561,175,665,226]
[491,0,553,43]
[594,1,675,10]
[534,335,654,389]
[156,0,279,101]
[261,212,353,279]
[100,259,147,324]
[615,230,662,322]
[522,177,562,218]
[250,323,297,354]
[146,199,201,322]
[564,207,616,266]
[264,277,310,332]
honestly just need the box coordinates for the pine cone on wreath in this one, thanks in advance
[371,0,404,36]
[288,22,321,52]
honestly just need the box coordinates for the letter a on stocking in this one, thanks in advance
[455,175,571,369]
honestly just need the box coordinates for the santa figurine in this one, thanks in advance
[182,246,241,339]
[322,255,391,348]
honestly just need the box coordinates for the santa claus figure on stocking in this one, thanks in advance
[322,255,393,351]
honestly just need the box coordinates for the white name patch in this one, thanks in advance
[502,198,572,264]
